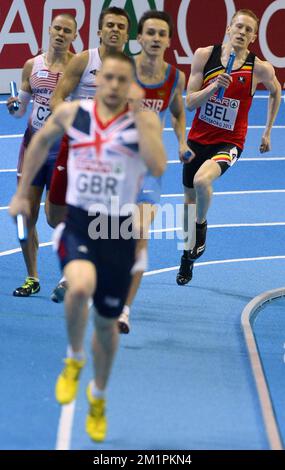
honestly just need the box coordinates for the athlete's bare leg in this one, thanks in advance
[46,200,67,228]
[118,203,157,334]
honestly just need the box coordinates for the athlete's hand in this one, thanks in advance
[214,73,232,91]
[9,194,30,219]
[6,96,20,114]
[260,132,271,153]
[179,142,196,163]
[127,82,145,114]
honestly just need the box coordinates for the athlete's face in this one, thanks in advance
[49,16,77,50]
[98,14,129,50]
[97,58,134,109]
[227,14,257,49]
[138,18,170,57]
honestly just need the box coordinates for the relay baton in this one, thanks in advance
[9,81,19,111]
[217,51,236,100]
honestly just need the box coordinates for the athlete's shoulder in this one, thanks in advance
[192,45,215,69]
[21,56,37,79]
[69,49,90,66]
[254,56,275,81]
[194,45,214,59]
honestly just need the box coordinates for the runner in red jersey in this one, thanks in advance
[177,8,281,285]
[118,10,190,334]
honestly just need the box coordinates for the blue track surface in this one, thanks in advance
[0,92,285,449]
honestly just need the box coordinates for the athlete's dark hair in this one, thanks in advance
[231,9,259,32]
[98,7,131,33]
[52,13,77,31]
[138,10,173,38]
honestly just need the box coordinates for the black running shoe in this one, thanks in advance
[13,277,40,297]
[51,281,67,303]
[176,255,194,285]
[190,220,207,260]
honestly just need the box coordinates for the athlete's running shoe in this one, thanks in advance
[13,277,40,297]
[118,311,130,334]
[176,255,194,285]
[51,280,67,303]
[86,382,107,442]
[55,357,85,405]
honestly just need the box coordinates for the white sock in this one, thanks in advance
[122,305,130,317]
[28,276,39,282]
[90,379,105,399]
[67,345,85,361]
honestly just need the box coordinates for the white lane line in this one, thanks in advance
[0,202,44,211]
[2,156,285,173]
[0,241,52,257]
[144,255,285,276]
[1,190,285,211]
[0,222,284,258]
[241,288,285,450]
[163,125,285,131]
[55,402,76,450]
[0,99,33,104]
[0,134,24,139]
[161,189,285,198]
[1,125,285,140]
[0,169,17,172]
[168,157,285,164]
[149,222,285,234]
[2,157,285,173]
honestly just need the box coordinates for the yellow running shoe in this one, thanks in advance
[86,382,107,442]
[55,357,85,405]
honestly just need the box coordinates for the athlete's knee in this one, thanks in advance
[193,173,212,193]
[46,205,66,228]
[68,284,92,302]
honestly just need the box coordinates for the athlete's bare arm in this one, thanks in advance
[135,110,166,176]
[186,46,232,111]
[169,70,191,159]
[10,101,79,216]
[6,58,33,114]
[50,51,89,110]
[253,58,281,153]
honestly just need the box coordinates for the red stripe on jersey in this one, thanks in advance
[138,64,179,114]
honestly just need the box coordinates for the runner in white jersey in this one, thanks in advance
[69,47,102,100]
[48,6,130,302]
[6,14,77,297]
[10,51,167,443]
[117,11,192,334]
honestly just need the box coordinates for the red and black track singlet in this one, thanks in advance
[188,45,256,149]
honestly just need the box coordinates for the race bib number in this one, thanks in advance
[70,153,127,210]
[199,96,240,131]
[31,101,51,129]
